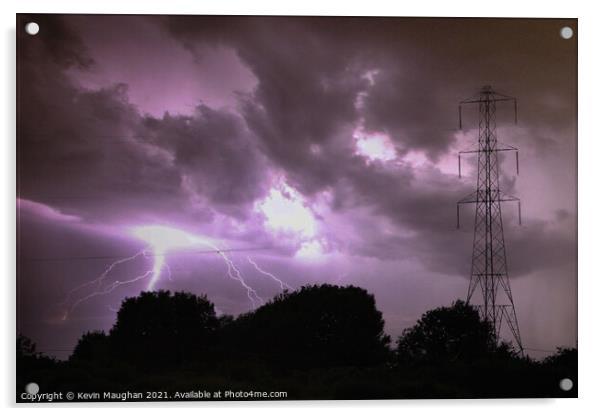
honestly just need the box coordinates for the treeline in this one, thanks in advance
[17,285,577,400]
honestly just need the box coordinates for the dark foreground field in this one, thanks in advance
[17,285,577,401]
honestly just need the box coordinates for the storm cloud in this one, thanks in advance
[17,14,577,358]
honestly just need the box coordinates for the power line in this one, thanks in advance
[21,246,275,262]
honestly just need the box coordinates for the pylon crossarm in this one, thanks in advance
[457,191,479,228]
[458,145,518,177]
[457,194,520,204]
[499,191,518,200]
[458,88,518,129]
[498,192,522,224]
[460,97,514,104]
[457,191,478,204]
[491,90,514,99]
[495,142,518,151]
[459,146,517,155]
[457,197,518,205]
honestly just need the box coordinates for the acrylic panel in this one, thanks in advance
[16,14,577,402]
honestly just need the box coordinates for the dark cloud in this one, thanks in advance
[17,15,577,355]
[18,14,577,272]
[139,106,268,219]
[18,14,271,227]
[165,15,577,275]
[18,14,94,70]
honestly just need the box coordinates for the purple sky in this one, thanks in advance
[17,15,577,359]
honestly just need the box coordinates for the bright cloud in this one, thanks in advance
[354,131,397,163]
[130,225,207,290]
[295,239,325,259]
[256,183,317,239]
[130,225,204,254]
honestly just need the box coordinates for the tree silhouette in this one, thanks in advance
[109,291,219,369]
[71,330,110,363]
[543,347,577,395]
[543,347,577,368]
[396,300,506,366]
[226,284,391,370]
[16,293,578,400]
[17,334,37,359]
[17,334,56,391]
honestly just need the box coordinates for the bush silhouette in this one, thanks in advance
[396,300,506,366]
[224,284,391,370]
[109,290,219,369]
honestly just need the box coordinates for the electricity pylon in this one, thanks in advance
[456,85,523,353]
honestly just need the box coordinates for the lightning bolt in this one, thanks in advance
[62,226,265,318]
[247,256,293,291]
[107,304,120,313]
[61,249,148,307]
[62,252,168,319]
[140,227,264,308]
[163,261,173,281]
[217,249,263,308]
[66,269,155,318]
[146,252,166,291]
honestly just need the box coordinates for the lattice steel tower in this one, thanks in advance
[457,85,523,353]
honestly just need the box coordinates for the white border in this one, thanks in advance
[2,0,600,414]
